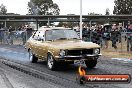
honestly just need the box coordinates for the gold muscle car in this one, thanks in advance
[25,26,101,70]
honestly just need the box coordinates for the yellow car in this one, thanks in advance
[25,27,101,70]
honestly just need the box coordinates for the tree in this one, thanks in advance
[28,0,60,26]
[28,0,60,15]
[0,4,7,28]
[113,0,132,14]
[0,4,7,15]
[105,8,110,15]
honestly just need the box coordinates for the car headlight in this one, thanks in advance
[59,50,66,57]
[94,49,100,54]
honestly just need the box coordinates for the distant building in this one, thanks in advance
[6,13,20,15]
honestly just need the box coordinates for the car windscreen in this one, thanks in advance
[45,29,79,41]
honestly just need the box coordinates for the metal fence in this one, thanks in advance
[0,29,33,45]
[76,29,132,52]
[0,28,132,52]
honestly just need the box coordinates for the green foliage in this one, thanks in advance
[28,0,60,26]
[0,4,7,15]
[105,8,110,15]
[113,0,132,14]
[28,0,60,15]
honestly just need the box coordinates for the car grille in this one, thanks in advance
[66,49,93,56]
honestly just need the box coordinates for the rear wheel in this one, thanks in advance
[47,54,57,70]
[29,50,38,63]
[85,60,97,68]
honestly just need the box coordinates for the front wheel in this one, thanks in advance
[47,54,57,70]
[29,50,38,63]
[85,60,97,68]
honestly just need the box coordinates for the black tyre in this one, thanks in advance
[47,54,57,70]
[85,60,97,68]
[29,50,38,63]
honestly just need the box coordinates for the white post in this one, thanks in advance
[4,21,6,28]
[121,21,124,52]
[80,0,82,39]
[48,18,50,26]
[90,20,92,41]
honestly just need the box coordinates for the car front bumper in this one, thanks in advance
[55,54,102,61]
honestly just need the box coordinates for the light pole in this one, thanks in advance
[80,0,82,39]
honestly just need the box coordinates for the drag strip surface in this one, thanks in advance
[0,44,131,88]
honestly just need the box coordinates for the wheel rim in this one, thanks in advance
[48,55,54,69]
[29,51,33,62]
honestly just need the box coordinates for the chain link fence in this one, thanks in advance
[0,27,132,52]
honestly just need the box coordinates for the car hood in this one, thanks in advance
[48,40,100,50]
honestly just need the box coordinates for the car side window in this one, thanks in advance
[45,30,52,41]
[38,31,45,41]
[32,31,39,40]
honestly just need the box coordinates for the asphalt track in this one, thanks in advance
[0,44,132,88]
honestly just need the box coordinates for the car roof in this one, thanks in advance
[38,26,71,31]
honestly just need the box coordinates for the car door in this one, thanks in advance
[30,31,40,55]
[37,30,53,60]
[35,31,46,59]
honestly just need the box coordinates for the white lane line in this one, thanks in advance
[111,58,132,62]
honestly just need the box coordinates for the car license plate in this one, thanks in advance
[74,59,85,65]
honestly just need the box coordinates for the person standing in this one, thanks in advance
[26,26,33,40]
[7,26,14,45]
[102,26,110,49]
[110,24,120,50]
[0,28,5,44]
[127,24,132,51]
[96,26,103,46]
[21,26,27,45]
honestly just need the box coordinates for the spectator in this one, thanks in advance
[118,25,122,43]
[96,26,103,46]
[102,26,111,49]
[0,28,5,43]
[91,27,102,45]
[21,27,27,45]
[110,24,120,49]
[127,24,132,51]
[91,27,97,43]
[82,28,89,41]
[17,27,22,31]
[26,26,33,40]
